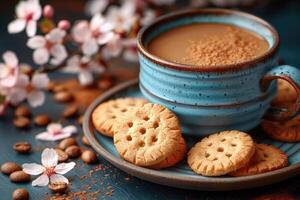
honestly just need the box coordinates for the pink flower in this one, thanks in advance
[58,20,71,30]
[102,33,124,59]
[7,73,49,107]
[63,55,105,86]
[72,14,114,56]
[141,9,156,26]
[36,123,77,141]
[122,39,138,62]
[22,148,76,187]
[106,1,137,34]
[85,0,108,16]
[27,28,67,65]
[43,5,54,18]
[0,51,19,88]
[8,0,42,37]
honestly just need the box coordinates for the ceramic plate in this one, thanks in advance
[83,78,300,191]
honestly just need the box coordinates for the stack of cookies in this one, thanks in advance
[92,98,187,169]
[92,97,290,176]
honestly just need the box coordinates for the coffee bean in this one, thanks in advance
[10,171,31,183]
[81,136,90,146]
[13,117,30,128]
[54,91,73,103]
[55,148,69,162]
[34,114,51,126]
[81,150,98,164]
[14,106,31,118]
[13,141,31,154]
[58,138,77,150]
[63,105,78,118]
[65,145,81,158]
[12,188,29,200]
[1,162,22,175]
[48,182,68,193]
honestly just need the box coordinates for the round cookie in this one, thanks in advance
[261,115,300,142]
[272,79,297,106]
[150,136,187,169]
[230,143,288,176]
[113,103,182,167]
[92,98,147,137]
[187,130,255,176]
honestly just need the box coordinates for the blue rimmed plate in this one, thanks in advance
[83,78,300,191]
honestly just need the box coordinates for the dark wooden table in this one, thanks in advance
[0,0,300,199]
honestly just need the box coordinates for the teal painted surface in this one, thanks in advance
[139,10,300,136]
[0,0,300,199]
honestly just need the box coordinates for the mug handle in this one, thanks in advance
[261,65,300,121]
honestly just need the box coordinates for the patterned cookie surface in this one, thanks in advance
[113,103,182,167]
[92,98,147,137]
[272,79,297,106]
[187,130,255,176]
[261,115,300,142]
[150,136,187,169]
[230,143,288,176]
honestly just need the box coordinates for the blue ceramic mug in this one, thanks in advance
[137,9,300,136]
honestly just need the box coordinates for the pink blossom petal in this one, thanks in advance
[88,60,105,73]
[36,131,72,141]
[54,162,76,174]
[32,174,49,187]
[47,123,63,134]
[3,51,18,67]
[15,73,29,87]
[41,148,58,168]
[85,0,108,16]
[27,90,45,107]
[50,174,69,184]
[62,125,77,135]
[7,19,26,34]
[0,74,18,88]
[22,163,45,175]
[97,32,114,45]
[50,44,67,65]
[7,88,27,105]
[90,13,105,31]
[123,49,138,62]
[33,48,49,65]
[16,1,27,18]
[79,70,93,86]
[82,39,99,56]
[63,56,80,73]
[27,36,46,49]
[31,73,49,89]
[26,20,37,37]
[72,21,91,43]
[100,22,114,33]
[46,28,66,43]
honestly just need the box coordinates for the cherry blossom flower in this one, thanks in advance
[8,0,42,37]
[106,1,137,34]
[63,55,105,86]
[140,9,156,26]
[27,28,67,65]
[7,73,49,107]
[43,5,54,18]
[36,123,77,141]
[0,51,19,88]
[72,13,115,56]
[22,148,75,187]
[85,0,108,16]
[102,33,124,59]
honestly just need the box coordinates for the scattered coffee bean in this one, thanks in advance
[34,114,51,126]
[58,138,77,150]
[77,115,83,125]
[10,171,30,183]
[98,79,113,90]
[13,141,31,154]
[65,145,81,158]
[54,91,73,103]
[63,104,78,118]
[1,162,22,175]
[14,106,31,118]
[12,188,29,200]
[81,150,98,164]
[13,117,30,128]
[48,182,68,193]
[55,148,69,162]
[81,136,90,146]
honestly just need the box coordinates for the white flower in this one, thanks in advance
[8,0,42,37]
[22,148,76,187]
[141,9,156,26]
[102,33,124,59]
[27,28,67,65]
[36,123,77,141]
[7,73,49,107]
[63,55,105,86]
[72,14,115,56]
[122,39,138,62]
[0,51,19,88]
[85,0,109,16]
[106,1,137,34]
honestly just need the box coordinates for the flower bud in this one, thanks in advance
[43,5,54,18]
[58,20,71,30]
